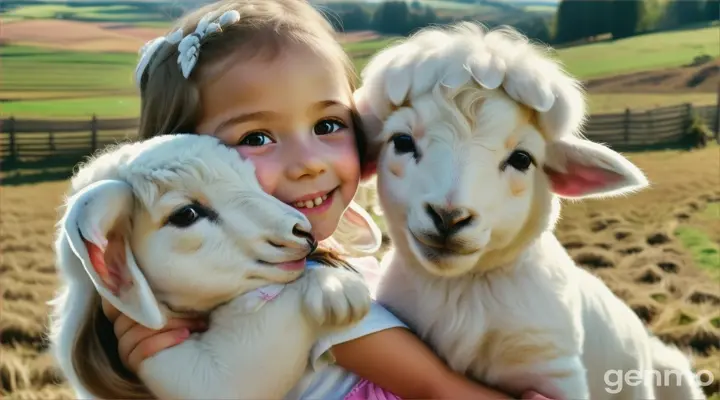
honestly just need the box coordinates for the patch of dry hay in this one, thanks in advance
[552,147,720,396]
[1,148,718,397]
[1,182,69,399]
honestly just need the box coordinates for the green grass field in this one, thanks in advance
[3,3,175,25]
[2,46,137,94]
[554,26,720,79]
[2,23,718,119]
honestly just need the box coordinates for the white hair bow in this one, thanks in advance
[134,9,241,87]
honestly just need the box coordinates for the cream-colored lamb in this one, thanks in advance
[353,23,706,400]
[49,134,371,400]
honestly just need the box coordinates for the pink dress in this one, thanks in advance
[344,379,402,400]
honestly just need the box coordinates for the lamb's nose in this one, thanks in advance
[424,203,475,238]
[292,224,317,251]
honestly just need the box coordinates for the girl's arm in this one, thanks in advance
[103,297,551,400]
[331,326,511,399]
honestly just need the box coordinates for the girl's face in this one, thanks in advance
[195,43,361,241]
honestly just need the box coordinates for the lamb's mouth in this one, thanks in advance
[408,229,482,259]
[257,255,310,268]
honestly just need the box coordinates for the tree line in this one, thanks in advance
[555,0,718,43]
[324,0,719,45]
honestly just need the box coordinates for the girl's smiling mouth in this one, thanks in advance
[291,187,338,213]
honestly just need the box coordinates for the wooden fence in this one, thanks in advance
[1,102,718,170]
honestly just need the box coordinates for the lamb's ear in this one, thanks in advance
[335,201,383,255]
[543,136,649,199]
[62,179,166,330]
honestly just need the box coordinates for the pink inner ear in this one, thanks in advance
[544,162,624,197]
[84,235,131,295]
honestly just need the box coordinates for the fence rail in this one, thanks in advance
[1,102,718,170]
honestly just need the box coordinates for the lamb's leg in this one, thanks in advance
[139,336,244,400]
[301,266,372,328]
[490,356,590,400]
[649,336,707,400]
[139,289,315,400]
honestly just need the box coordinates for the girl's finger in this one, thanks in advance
[113,310,206,340]
[101,298,121,323]
[126,328,191,373]
[113,312,141,340]
[117,318,204,368]
[522,390,553,400]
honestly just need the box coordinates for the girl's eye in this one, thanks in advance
[313,119,346,136]
[238,132,274,147]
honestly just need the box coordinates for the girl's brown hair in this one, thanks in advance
[69,1,371,398]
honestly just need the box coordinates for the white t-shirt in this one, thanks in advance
[282,261,407,400]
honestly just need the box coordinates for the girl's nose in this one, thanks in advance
[285,145,328,180]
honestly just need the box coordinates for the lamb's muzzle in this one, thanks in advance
[423,203,475,239]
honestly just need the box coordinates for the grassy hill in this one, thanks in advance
[1,0,717,119]
[2,1,181,27]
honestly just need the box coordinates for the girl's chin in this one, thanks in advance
[309,223,335,242]
[308,214,342,241]
[303,190,355,243]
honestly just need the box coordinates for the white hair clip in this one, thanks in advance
[133,9,241,87]
[134,30,183,88]
[175,10,241,78]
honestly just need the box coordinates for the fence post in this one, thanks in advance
[715,81,720,143]
[7,117,17,162]
[49,129,56,151]
[623,108,630,144]
[91,114,98,152]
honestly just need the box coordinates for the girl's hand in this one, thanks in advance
[101,299,207,374]
[522,390,555,400]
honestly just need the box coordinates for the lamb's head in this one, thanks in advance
[354,24,649,277]
[60,134,316,328]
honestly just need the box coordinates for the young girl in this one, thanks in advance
[96,0,552,399]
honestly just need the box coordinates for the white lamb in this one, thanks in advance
[48,133,372,400]
[353,23,707,400]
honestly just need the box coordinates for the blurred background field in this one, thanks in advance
[1,0,719,399]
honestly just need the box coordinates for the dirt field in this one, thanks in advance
[2,19,166,53]
[1,145,718,399]
[585,57,720,94]
[336,30,382,43]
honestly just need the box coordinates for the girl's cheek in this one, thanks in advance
[245,156,279,195]
[237,146,279,194]
[334,135,361,178]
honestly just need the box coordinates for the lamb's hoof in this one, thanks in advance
[303,267,371,328]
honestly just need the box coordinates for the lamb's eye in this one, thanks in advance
[505,150,535,172]
[166,204,213,228]
[390,133,416,155]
